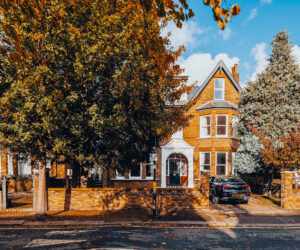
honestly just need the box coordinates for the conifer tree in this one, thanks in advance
[234,30,300,174]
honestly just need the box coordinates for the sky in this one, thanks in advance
[161,0,300,87]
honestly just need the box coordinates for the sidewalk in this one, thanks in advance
[1,206,300,228]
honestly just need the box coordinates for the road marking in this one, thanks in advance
[46,229,97,236]
[25,239,87,247]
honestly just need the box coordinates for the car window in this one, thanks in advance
[228,177,245,183]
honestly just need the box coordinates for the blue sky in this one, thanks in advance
[161,0,300,86]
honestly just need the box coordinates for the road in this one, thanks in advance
[1,226,300,249]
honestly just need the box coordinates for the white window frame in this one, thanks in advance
[200,115,211,138]
[215,152,228,176]
[231,152,236,175]
[216,114,228,137]
[214,78,225,100]
[200,152,211,173]
[232,115,238,138]
[129,162,142,179]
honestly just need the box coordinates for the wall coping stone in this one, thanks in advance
[48,187,202,192]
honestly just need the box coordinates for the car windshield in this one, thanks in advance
[219,177,245,183]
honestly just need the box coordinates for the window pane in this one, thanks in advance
[217,126,226,135]
[201,127,208,137]
[217,116,226,125]
[131,164,141,177]
[204,153,210,164]
[215,90,223,99]
[217,153,226,164]
[215,78,224,88]
[201,116,210,126]
[216,165,225,175]
[146,164,153,177]
[204,165,210,171]
[180,161,187,176]
[201,116,211,137]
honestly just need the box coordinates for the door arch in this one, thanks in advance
[166,153,188,186]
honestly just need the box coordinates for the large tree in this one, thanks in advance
[0,0,240,214]
[234,31,300,175]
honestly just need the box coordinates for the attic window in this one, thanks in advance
[214,78,225,100]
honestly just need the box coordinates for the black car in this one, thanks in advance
[209,176,251,204]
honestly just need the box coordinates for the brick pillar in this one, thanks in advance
[33,173,39,211]
[281,171,293,209]
[1,152,8,177]
[200,170,210,208]
[1,176,7,210]
[12,153,18,178]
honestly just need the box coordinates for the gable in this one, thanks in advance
[187,60,241,103]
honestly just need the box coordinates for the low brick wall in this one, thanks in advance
[47,187,209,212]
[281,171,300,209]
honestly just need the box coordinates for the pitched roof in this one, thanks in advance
[187,60,242,102]
[196,100,238,111]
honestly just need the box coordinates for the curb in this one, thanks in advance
[1,220,300,228]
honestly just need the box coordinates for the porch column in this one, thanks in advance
[187,154,194,188]
[161,149,167,188]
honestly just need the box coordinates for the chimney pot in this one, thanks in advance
[231,64,239,84]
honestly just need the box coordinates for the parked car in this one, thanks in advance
[209,176,251,204]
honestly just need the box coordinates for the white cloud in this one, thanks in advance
[250,43,268,81]
[179,53,239,86]
[161,21,206,50]
[243,62,251,71]
[292,45,300,66]
[219,27,232,41]
[261,0,272,3]
[248,8,258,21]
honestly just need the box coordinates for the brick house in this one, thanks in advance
[102,59,241,188]
[0,60,241,190]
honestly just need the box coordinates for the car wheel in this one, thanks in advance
[243,200,249,204]
[212,193,219,204]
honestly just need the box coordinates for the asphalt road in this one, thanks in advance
[1,226,300,249]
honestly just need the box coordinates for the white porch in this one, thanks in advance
[160,130,195,188]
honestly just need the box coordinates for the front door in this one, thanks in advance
[169,159,180,185]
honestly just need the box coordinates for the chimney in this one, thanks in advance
[231,64,239,84]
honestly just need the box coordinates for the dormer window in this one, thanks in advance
[214,78,225,100]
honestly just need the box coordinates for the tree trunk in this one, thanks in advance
[37,162,47,215]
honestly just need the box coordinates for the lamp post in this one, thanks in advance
[150,151,158,218]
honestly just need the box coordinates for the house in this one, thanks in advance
[0,60,241,190]
[101,59,241,188]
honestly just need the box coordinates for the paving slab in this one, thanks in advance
[24,221,49,226]
[0,220,25,225]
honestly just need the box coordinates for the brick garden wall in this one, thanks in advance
[47,187,209,212]
[281,171,300,209]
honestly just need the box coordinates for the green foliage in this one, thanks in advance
[0,0,189,170]
[234,30,300,173]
